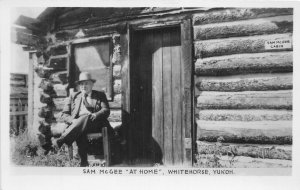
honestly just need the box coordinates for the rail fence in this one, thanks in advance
[10,98,28,136]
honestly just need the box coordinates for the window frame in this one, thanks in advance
[69,36,113,101]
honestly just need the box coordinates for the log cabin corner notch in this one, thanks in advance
[13,7,293,167]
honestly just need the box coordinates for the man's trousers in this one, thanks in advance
[57,114,114,164]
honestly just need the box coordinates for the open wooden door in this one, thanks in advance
[129,21,192,166]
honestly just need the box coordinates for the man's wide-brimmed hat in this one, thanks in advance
[76,72,96,84]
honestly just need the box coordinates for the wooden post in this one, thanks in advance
[102,127,111,166]
[27,52,35,139]
[11,105,18,135]
[181,19,193,166]
[18,102,24,133]
[24,104,28,131]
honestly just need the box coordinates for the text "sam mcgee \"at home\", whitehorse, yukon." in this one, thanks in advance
[265,39,292,50]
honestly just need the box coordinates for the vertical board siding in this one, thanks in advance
[171,28,183,164]
[152,30,164,163]
[131,26,185,165]
[162,30,173,165]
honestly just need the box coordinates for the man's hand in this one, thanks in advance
[89,113,97,121]
[65,117,73,125]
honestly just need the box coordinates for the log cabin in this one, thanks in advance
[12,7,293,167]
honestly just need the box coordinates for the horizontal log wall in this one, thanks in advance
[196,141,292,160]
[195,52,293,76]
[195,154,292,168]
[194,33,292,58]
[197,90,292,109]
[196,73,292,92]
[194,15,293,40]
[196,120,292,144]
[193,8,293,25]
[198,110,293,121]
[193,7,293,164]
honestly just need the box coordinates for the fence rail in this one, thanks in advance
[10,98,28,136]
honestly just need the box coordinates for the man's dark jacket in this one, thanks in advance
[61,90,111,126]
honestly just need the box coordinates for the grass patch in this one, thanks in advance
[10,132,80,167]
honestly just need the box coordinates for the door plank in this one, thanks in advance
[162,30,173,165]
[140,30,153,159]
[152,30,164,163]
[132,30,145,159]
[171,28,183,164]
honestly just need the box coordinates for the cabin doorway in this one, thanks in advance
[129,26,186,165]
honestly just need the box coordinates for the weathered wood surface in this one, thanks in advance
[195,73,293,91]
[120,32,130,161]
[38,106,53,119]
[14,15,47,34]
[10,86,28,96]
[49,71,68,84]
[52,97,66,111]
[109,94,121,109]
[193,8,293,25]
[10,73,27,86]
[10,80,26,87]
[34,66,53,78]
[38,79,53,92]
[53,83,69,97]
[194,33,292,58]
[198,110,293,121]
[181,19,193,165]
[40,92,53,104]
[10,102,28,135]
[38,120,51,135]
[194,15,293,40]
[10,99,28,105]
[54,23,125,41]
[113,80,121,94]
[12,26,33,35]
[171,29,183,164]
[22,46,36,51]
[195,51,293,76]
[152,29,164,163]
[13,30,43,47]
[108,110,121,122]
[162,31,173,165]
[53,111,64,121]
[50,45,68,56]
[196,120,292,144]
[27,53,36,139]
[195,154,292,168]
[196,90,292,109]
[113,65,121,78]
[196,141,292,160]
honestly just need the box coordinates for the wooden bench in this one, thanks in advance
[68,127,111,166]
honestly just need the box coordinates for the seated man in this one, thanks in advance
[52,71,114,167]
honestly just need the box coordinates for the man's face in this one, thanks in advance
[79,80,94,94]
